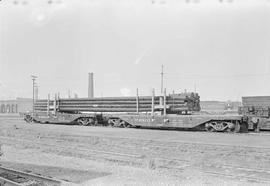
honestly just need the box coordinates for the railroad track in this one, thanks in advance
[203,169,270,184]
[0,165,62,186]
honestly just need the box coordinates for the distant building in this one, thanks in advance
[0,98,32,113]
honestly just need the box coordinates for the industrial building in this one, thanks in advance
[0,98,32,114]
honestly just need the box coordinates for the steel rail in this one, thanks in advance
[0,165,62,186]
[0,176,22,186]
[203,170,270,183]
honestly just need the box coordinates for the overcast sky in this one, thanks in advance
[0,0,270,101]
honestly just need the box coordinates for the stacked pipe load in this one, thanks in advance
[169,92,200,112]
[34,99,54,112]
[34,92,200,113]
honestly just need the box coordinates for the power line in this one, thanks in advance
[164,73,270,79]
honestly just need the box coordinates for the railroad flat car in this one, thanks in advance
[23,91,249,132]
[24,112,246,132]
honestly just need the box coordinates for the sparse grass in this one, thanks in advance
[147,159,156,170]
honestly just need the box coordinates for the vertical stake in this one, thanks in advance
[54,93,57,115]
[47,94,50,116]
[136,88,139,113]
[164,88,166,116]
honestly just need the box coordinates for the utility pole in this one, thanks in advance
[31,75,37,115]
[161,64,164,94]
[34,84,39,100]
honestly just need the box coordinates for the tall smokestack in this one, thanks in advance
[88,72,94,98]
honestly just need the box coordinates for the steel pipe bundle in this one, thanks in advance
[34,92,200,113]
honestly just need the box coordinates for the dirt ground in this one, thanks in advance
[1,114,270,185]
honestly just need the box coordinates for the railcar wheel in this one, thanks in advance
[119,122,125,128]
[205,126,214,132]
[24,115,33,123]
[77,118,85,126]
[107,118,123,127]
[215,122,224,131]
[77,118,93,126]
[205,122,216,132]
[107,119,114,127]
[107,118,130,128]
[115,119,122,127]
[88,118,96,126]
[123,122,132,128]
[225,122,235,132]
